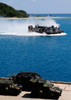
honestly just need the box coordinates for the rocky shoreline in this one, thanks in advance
[0,80,71,100]
[0,72,62,99]
[0,72,71,100]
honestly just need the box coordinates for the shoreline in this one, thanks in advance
[0,77,71,84]
[0,16,71,19]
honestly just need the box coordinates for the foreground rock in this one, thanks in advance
[13,72,62,99]
[0,78,22,96]
[14,72,41,91]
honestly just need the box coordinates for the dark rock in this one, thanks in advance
[0,78,22,96]
[15,72,41,91]
[31,82,62,99]
[13,72,62,99]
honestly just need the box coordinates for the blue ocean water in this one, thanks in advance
[0,14,71,82]
[30,13,71,17]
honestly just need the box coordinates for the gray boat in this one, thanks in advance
[28,25,64,35]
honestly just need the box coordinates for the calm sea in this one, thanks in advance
[0,14,71,82]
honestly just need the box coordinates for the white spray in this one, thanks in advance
[0,17,62,36]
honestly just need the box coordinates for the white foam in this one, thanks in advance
[46,33,67,36]
[0,32,67,36]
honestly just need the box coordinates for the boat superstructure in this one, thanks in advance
[28,25,65,35]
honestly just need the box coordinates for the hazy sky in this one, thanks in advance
[0,0,71,13]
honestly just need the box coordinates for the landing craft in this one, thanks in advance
[28,25,66,36]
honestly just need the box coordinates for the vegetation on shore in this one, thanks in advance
[0,2,29,18]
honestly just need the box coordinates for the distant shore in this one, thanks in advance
[32,16,71,19]
[0,16,71,19]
